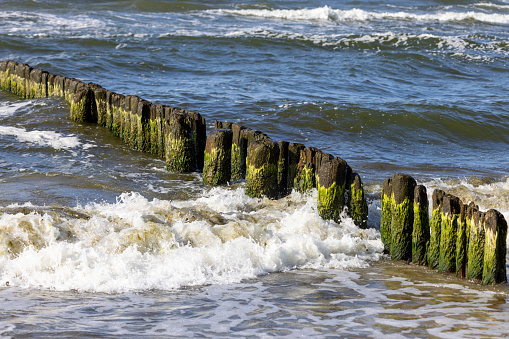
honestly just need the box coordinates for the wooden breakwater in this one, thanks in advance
[0,60,369,228]
[1,61,506,285]
[381,174,507,285]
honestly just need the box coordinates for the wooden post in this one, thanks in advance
[438,194,462,273]
[390,174,416,261]
[348,172,369,229]
[482,209,507,285]
[380,178,392,254]
[316,156,348,223]
[203,129,233,185]
[412,185,429,265]
[165,111,193,173]
[466,203,485,280]
[245,139,279,199]
[428,189,445,269]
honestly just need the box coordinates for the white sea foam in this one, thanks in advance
[0,189,383,292]
[0,125,94,151]
[219,6,509,25]
[0,101,34,117]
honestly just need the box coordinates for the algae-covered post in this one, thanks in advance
[466,203,485,280]
[348,172,369,229]
[438,194,462,274]
[287,142,305,194]
[165,111,193,173]
[294,147,318,193]
[482,209,507,285]
[390,174,416,261]
[277,140,290,198]
[316,155,347,223]
[380,178,392,254]
[203,129,233,186]
[412,185,429,265]
[455,202,467,278]
[245,139,279,199]
[70,85,96,123]
[428,189,445,269]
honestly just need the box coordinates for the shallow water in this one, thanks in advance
[0,0,508,337]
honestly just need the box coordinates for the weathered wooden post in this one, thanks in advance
[455,203,467,278]
[203,129,233,185]
[380,178,392,254]
[482,209,507,285]
[287,143,305,194]
[89,83,108,127]
[165,111,193,173]
[466,203,485,280]
[390,174,416,261]
[245,139,279,199]
[428,189,445,269]
[412,185,429,265]
[438,194,462,273]
[348,172,369,229]
[70,85,97,123]
[187,111,206,171]
[316,156,348,223]
[230,124,247,181]
[277,141,289,198]
[28,68,48,98]
[294,147,318,193]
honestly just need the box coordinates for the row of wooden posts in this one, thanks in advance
[1,61,506,284]
[0,60,369,228]
[381,174,507,285]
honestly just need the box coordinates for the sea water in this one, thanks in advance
[0,0,508,337]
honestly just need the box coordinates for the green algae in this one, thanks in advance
[380,193,393,253]
[348,180,368,229]
[427,207,442,269]
[412,202,429,265]
[317,181,345,223]
[203,146,230,185]
[438,212,458,273]
[230,142,243,181]
[245,163,278,199]
[294,165,314,193]
[166,136,192,173]
[390,197,413,261]
[466,216,484,280]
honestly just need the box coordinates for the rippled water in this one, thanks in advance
[0,0,508,337]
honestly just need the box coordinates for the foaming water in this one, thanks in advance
[0,189,383,293]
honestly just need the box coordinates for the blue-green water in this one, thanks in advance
[0,1,508,337]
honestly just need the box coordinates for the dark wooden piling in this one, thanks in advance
[428,189,445,269]
[245,139,279,199]
[294,147,318,193]
[28,68,48,99]
[203,129,233,185]
[348,172,369,229]
[438,194,462,273]
[390,174,416,261]
[482,209,507,285]
[90,83,108,127]
[455,202,467,278]
[187,110,206,171]
[316,155,348,223]
[231,124,247,181]
[287,143,305,194]
[380,178,393,254]
[70,85,97,123]
[466,203,485,280]
[412,185,429,265]
[165,111,193,173]
[277,141,290,198]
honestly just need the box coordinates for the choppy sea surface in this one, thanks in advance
[0,0,508,337]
